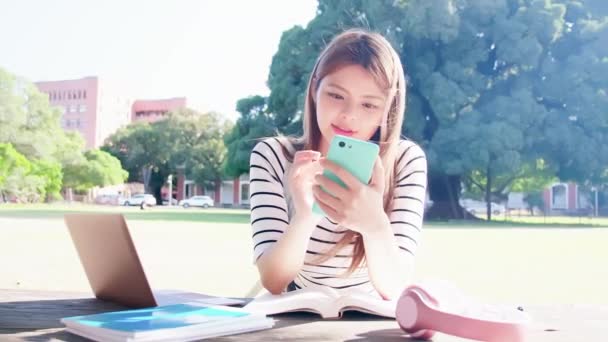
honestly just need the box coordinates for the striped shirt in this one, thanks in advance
[249,137,427,293]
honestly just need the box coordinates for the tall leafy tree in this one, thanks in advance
[224,96,275,177]
[63,150,128,192]
[0,143,30,201]
[0,143,64,202]
[103,109,229,202]
[159,110,231,191]
[226,0,607,220]
[30,159,63,201]
[0,68,114,200]
[0,67,65,161]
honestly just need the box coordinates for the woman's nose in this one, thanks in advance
[339,101,356,120]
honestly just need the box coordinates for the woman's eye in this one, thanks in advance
[327,92,344,100]
[363,103,379,110]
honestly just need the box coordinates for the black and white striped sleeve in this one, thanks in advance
[249,139,290,263]
[389,141,427,258]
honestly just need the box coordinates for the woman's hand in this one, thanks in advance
[312,156,388,235]
[287,150,322,217]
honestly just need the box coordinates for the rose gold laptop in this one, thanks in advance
[64,213,244,308]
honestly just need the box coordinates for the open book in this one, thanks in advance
[243,286,396,319]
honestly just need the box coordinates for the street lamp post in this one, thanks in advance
[167,174,173,206]
[591,186,598,217]
[595,187,599,217]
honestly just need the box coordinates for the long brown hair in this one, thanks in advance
[283,28,407,275]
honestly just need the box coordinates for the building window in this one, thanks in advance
[70,105,76,113]
[83,90,87,99]
[75,119,80,128]
[241,183,249,201]
[79,104,87,113]
[552,184,567,209]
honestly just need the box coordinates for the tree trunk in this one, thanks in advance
[142,166,152,194]
[149,170,167,205]
[425,172,478,220]
[152,186,162,205]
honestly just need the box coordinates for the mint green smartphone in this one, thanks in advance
[312,135,380,216]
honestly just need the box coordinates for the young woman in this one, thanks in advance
[249,28,427,300]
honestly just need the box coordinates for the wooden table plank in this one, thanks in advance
[1,289,607,341]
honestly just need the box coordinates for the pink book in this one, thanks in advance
[396,281,532,341]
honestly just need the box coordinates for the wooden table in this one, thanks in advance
[1,289,607,341]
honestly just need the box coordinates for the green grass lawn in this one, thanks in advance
[491,214,608,227]
[0,203,250,224]
[1,203,606,227]
[1,203,606,304]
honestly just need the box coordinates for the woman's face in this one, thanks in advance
[315,64,388,154]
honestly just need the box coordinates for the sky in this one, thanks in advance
[0,0,317,122]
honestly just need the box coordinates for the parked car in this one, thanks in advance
[94,194,122,206]
[460,199,506,215]
[179,195,214,209]
[162,197,178,205]
[120,194,157,206]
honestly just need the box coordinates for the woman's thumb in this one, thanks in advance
[370,156,385,190]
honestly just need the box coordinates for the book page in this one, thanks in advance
[244,286,339,317]
[336,290,397,318]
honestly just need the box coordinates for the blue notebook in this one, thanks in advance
[62,303,274,341]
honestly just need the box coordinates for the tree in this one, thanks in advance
[63,149,128,192]
[30,159,63,201]
[0,143,30,201]
[536,0,608,185]
[524,191,545,215]
[54,132,87,170]
[159,110,231,193]
[0,68,65,161]
[223,96,275,177]
[0,68,110,199]
[102,122,166,201]
[103,110,229,202]
[462,159,557,218]
[0,143,64,202]
[227,0,607,220]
